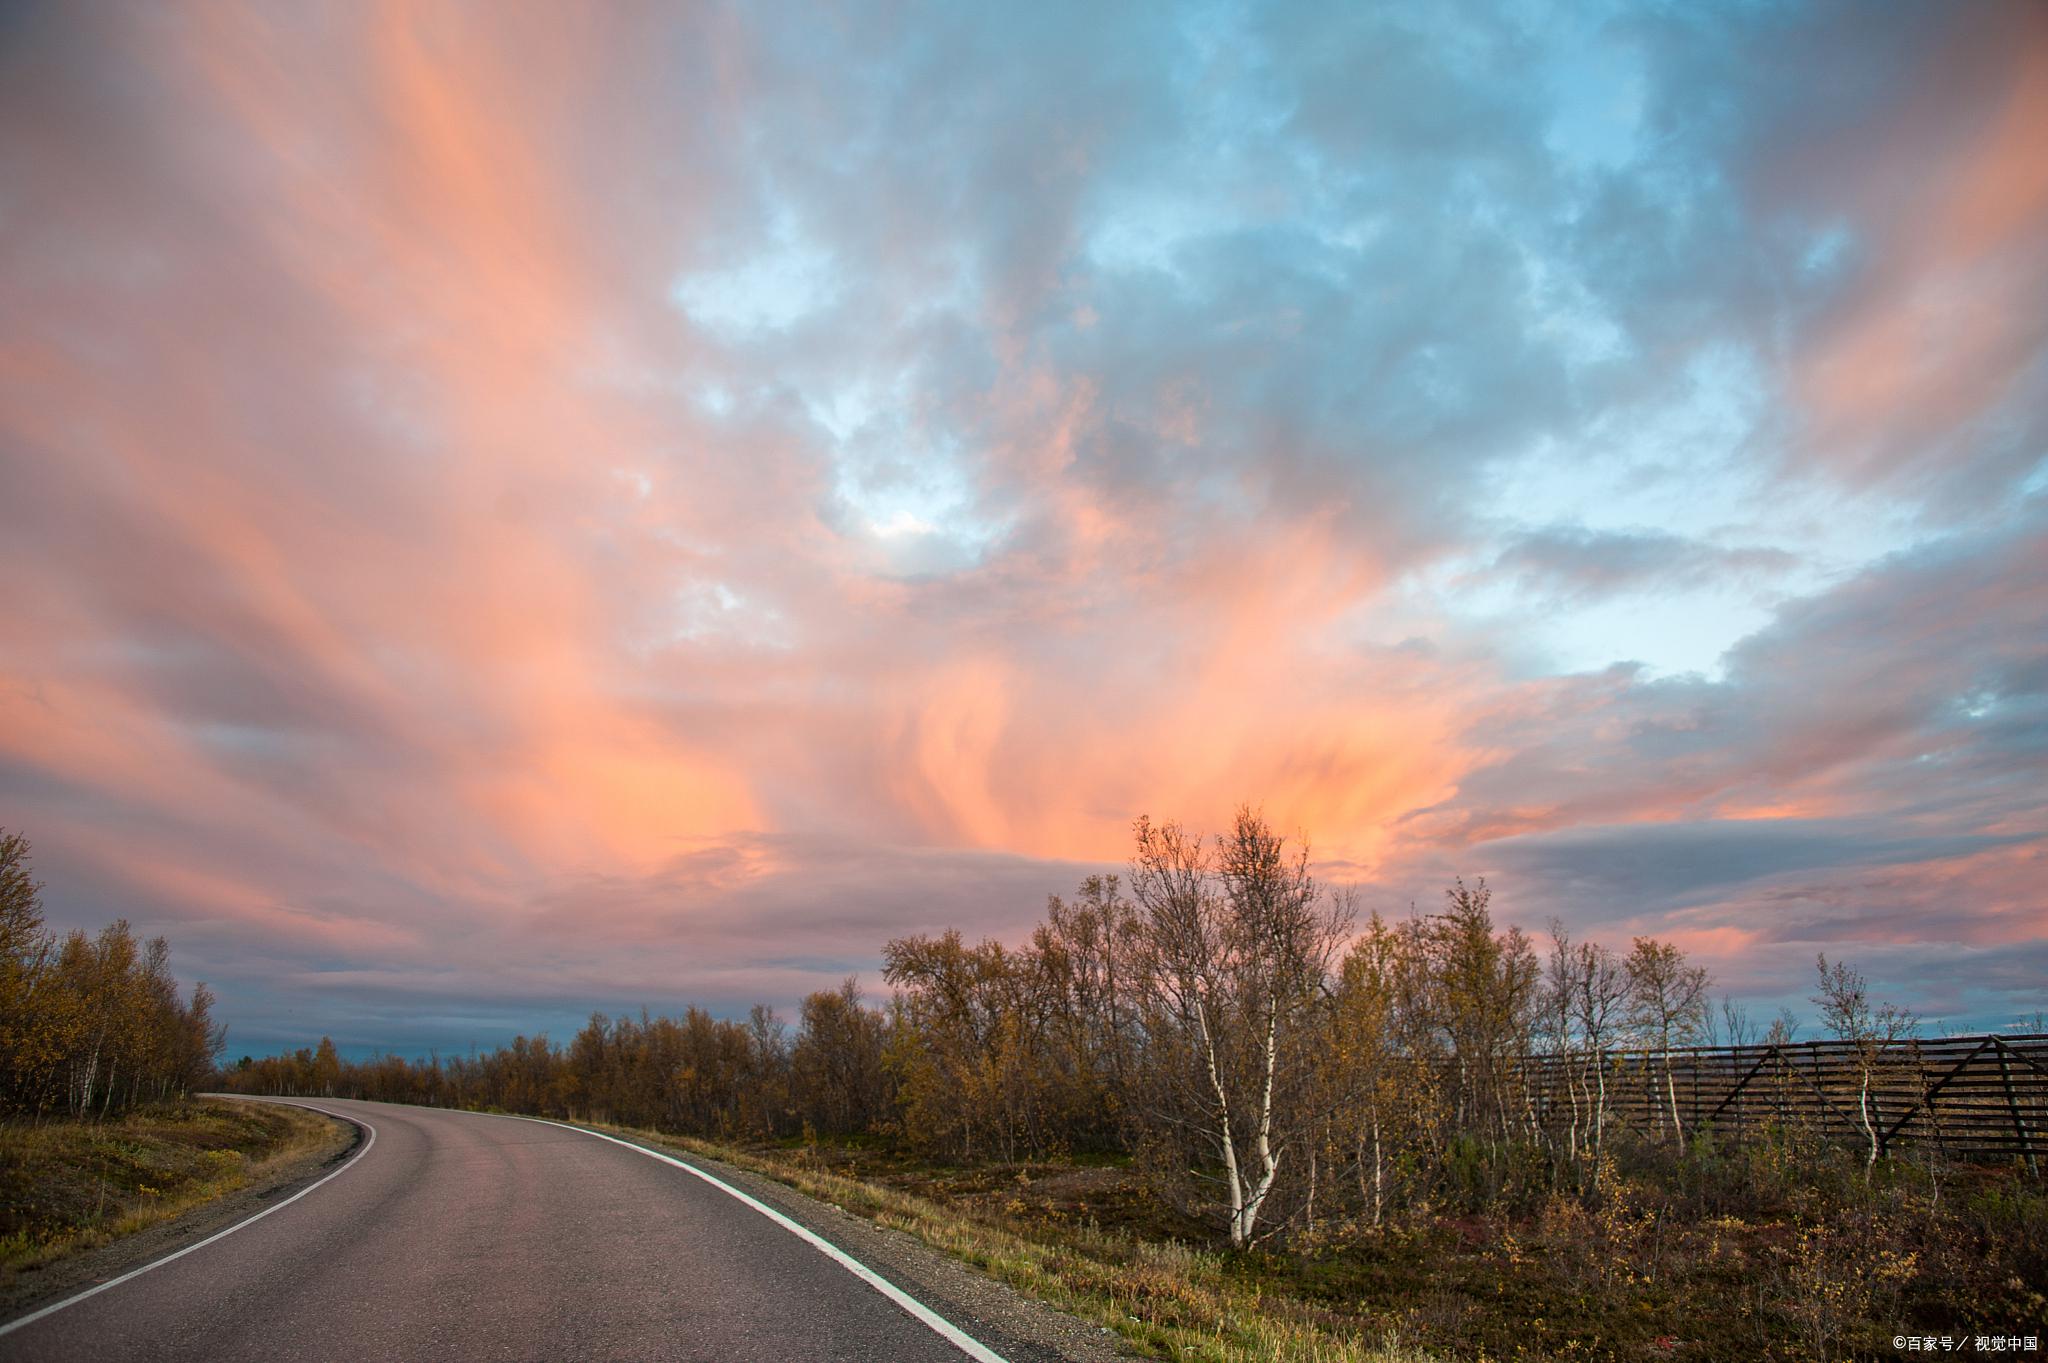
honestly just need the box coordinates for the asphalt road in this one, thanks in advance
[0,1098,1020,1363]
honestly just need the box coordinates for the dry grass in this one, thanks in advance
[0,1099,343,1274]
[580,1123,2047,1362]
[583,1121,1436,1363]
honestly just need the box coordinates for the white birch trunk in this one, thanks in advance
[1192,996,1246,1245]
[1235,996,1283,1247]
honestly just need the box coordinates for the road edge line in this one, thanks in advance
[0,1099,377,1339]
[505,1114,1011,1363]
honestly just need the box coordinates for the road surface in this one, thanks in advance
[0,1098,1039,1362]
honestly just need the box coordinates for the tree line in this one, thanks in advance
[0,830,226,1119]
[222,808,1851,1248]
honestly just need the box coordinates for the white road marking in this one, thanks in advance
[502,1114,1012,1363]
[3,1099,1012,1363]
[0,1100,375,1338]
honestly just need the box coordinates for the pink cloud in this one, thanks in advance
[1777,7,2048,482]
[0,2,2040,1045]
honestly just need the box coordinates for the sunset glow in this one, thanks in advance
[4,1,2044,1052]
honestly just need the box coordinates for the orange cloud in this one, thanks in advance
[2,2,2040,1046]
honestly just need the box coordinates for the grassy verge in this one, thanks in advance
[0,1099,344,1275]
[579,1123,2047,1362]
[578,1121,1434,1363]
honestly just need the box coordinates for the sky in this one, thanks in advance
[3,0,2044,1055]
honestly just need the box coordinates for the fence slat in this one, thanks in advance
[1496,1033,2047,1165]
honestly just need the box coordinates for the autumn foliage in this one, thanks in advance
[213,808,1765,1248]
[18,812,2036,1359]
[0,830,226,1119]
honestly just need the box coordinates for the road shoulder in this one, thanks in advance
[568,1122,1136,1363]
[0,1098,358,1325]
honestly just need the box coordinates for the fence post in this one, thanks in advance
[1995,1038,2039,1176]
[1690,1054,1699,1136]
[1925,1038,1947,1163]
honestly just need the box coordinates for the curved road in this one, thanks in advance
[1,1098,1022,1363]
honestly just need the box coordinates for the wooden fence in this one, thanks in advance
[1519,1033,2048,1166]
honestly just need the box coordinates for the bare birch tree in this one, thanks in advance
[1572,939,1629,1174]
[1130,808,1351,1248]
[1625,937,1709,1143]
[1812,953,1918,1177]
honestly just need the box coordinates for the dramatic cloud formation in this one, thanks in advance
[3,0,2043,1051]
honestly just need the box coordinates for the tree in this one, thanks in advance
[313,1036,343,1097]
[1716,994,1757,1049]
[1624,937,1709,1142]
[1570,939,1629,1172]
[0,830,55,1111]
[791,978,889,1138]
[1032,875,1142,1149]
[1331,912,1416,1226]
[1130,808,1351,1248]
[1812,953,1917,1175]
[1420,880,1539,1148]
[884,931,1025,1158]
[0,829,46,965]
[0,844,222,1119]
[1541,921,1588,1168]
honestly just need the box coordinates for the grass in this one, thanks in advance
[0,1099,344,1275]
[571,1121,2048,1362]
[43,1094,2028,1360]
[576,1119,1437,1363]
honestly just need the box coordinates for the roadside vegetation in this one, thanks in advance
[636,1119,1438,1363]
[220,808,2048,1360]
[0,829,300,1280]
[656,1121,2044,1363]
[0,1098,341,1274]
[1,830,225,1121]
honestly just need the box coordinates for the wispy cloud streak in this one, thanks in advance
[2,0,2042,1048]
